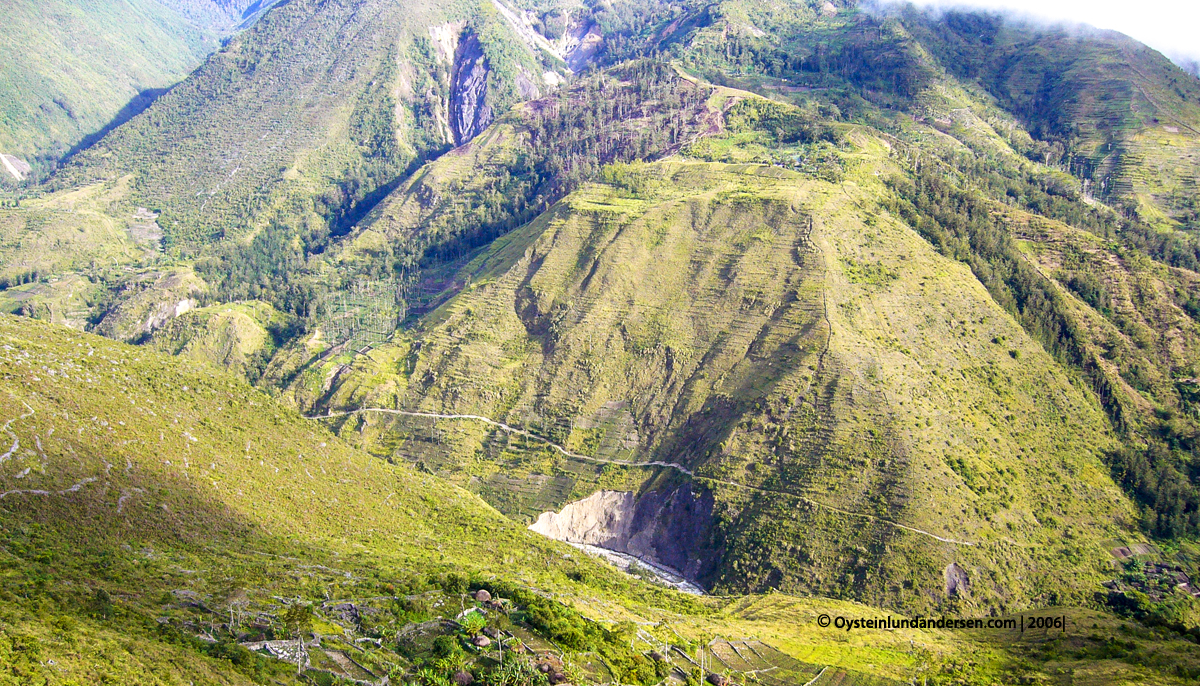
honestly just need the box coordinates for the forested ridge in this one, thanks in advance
[194,60,715,324]
[887,152,1200,540]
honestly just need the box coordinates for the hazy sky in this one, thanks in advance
[907,0,1200,67]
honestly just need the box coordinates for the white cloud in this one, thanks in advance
[905,0,1200,67]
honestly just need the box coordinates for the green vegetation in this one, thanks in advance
[359,60,714,269]
[676,2,934,113]
[147,300,296,381]
[306,143,1134,614]
[900,6,1200,229]
[52,0,575,251]
[0,0,275,182]
[6,1,1200,680]
[9,314,1198,684]
[0,313,709,684]
[881,109,1200,545]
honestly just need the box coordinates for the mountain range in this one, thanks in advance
[3,0,1200,683]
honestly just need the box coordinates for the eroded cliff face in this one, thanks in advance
[529,484,718,582]
[560,21,602,73]
[92,268,208,342]
[530,490,637,547]
[449,31,493,146]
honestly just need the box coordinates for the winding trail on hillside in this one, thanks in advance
[307,408,975,546]
[0,476,99,500]
[0,401,35,464]
[0,400,108,502]
[312,408,699,475]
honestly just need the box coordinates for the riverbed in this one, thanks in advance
[567,542,705,595]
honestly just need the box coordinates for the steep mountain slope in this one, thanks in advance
[643,0,1200,547]
[7,0,1200,636]
[0,0,219,180]
[899,7,1200,230]
[291,121,1139,614]
[0,0,603,354]
[0,312,706,683]
[305,61,720,346]
[54,0,569,250]
[4,320,1199,686]
[659,1,1200,229]
[8,1,1200,682]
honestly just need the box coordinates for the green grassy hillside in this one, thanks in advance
[899,7,1200,230]
[0,313,709,683]
[146,300,294,380]
[4,314,1200,685]
[6,3,1200,678]
[0,0,289,184]
[0,0,224,181]
[648,1,1200,229]
[54,0,571,251]
[645,1,1200,551]
[291,125,1140,615]
[14,23,1197,615]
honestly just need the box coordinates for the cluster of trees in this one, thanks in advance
[527,61,709,187]
[1057,269,1112,316]
[889,162,1200,540]
[679,11,933,111]
[0,268,43,290]
[724,97,842,145]
[582,0,688,64]
[194,221,316,317]
[484,580,669,685]
[1110,442,1200,539]
[942,145,1200,274]
[404,60,712,268]
[939,143,1200,350]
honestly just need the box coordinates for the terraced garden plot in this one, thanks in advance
[479,471,576,520]
[711,640,826,684]
[663,639,903,686]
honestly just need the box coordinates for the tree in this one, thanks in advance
[224,587,250,635]
[282,601,314,674]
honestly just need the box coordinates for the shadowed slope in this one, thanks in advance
[0,0,217,178]
[298,143,1137,613]
[0,313,706,682]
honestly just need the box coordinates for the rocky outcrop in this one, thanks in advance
[530,490,637,546]
[514,70,542,100]
[529,484,717,583]
[561,22,603,73]
[944,562,970,597]
[93,268,207,342]
[449,31,493,146]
